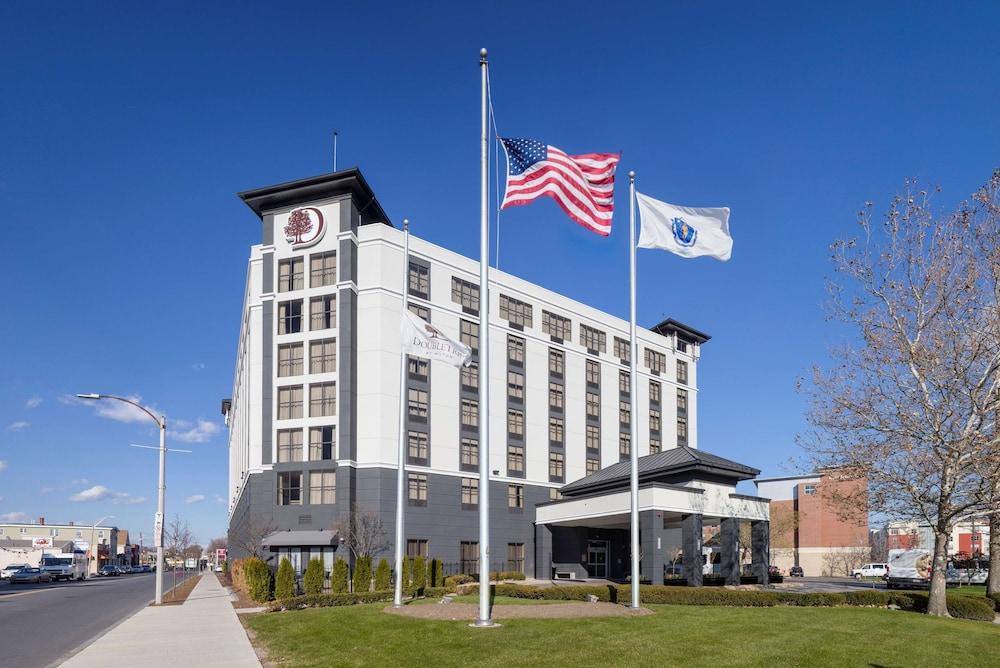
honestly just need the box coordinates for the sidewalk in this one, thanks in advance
[62,573,260,667]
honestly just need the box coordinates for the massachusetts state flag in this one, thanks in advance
[636,192,733,261]
[500,138,620,236]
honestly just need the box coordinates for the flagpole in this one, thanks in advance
[628,171,641,609]
[393,218,410,608]
[474,47,497,628]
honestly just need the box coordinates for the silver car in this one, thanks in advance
[1,563,30,580]
[9,567,52,584]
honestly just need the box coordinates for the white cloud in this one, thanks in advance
[63,393,158,424]
[214,494,226,504]
[0,460,6,472]
[25,397,42,409]
[185,494,206,504]
[0,511,28,522]
[113,492,146,505]
[7,421,30,432]
[71,485,111,502]
[173,419,221,443]
[191,362,206,371]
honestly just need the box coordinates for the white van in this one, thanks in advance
[852,562,889,579]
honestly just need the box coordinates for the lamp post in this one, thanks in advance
[90,515,115,576]
[78,393,167,605]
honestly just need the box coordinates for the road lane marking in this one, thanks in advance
[0,586,63,600]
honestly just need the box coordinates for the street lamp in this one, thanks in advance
[90,515,115,576]
[78,393,167,605]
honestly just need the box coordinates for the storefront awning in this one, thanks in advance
[261,529,339,548]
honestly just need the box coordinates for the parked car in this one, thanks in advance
[119,565,133,575]
[1,563,29,580]
[10,567,52,584]
[852,563,889,579]
[789,566,804,577]
[98,565,120,577]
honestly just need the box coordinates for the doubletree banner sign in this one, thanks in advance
[282,205,328,250]
[401,310,472,368]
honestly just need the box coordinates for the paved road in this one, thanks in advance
[0,570,197,668]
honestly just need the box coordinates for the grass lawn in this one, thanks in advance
[244,602,999,667]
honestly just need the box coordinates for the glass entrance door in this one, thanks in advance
[587,540,609,578]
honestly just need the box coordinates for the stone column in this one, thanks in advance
[535,524,553,580]
[719,517,741,585]
[751,519,770,585]
[682,513,703,587]
[640,511,667,585]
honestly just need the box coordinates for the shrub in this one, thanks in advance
[429,559,442,587]
[412,556,426,591]
[423,586,457,597]
[244,557,273,603]
[274,558,296,600]
[353,556,372,593]
[620,586,780,607]
[303,558,325,596]
[403,557,413,588]
[267,591,394,612]
[444,574,474,587]
[793,593,847,607]
[466,583,616,602]
[375,558,391,591]
[490,571,527,581]
[330,559,349,593]
[843,590,892,607]
[941,596,995,621]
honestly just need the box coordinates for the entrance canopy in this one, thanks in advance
[261,529,339,548]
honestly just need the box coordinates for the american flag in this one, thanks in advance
[500,138,620,236]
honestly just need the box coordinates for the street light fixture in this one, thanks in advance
[77,393,168,605]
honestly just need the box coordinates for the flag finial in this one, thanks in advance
[480,48,488,61]
[403,218,409,232]
[629,170,635,181]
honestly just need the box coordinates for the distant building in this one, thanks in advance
[754,471,868,576]
[0,518,119,575]
[882,517,990,557]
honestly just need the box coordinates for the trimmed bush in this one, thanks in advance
[940,596,995,621]
[330,559,349,593]
[274,558,296,600]
[412,556,426,591]
[429,559,443,587]
[444,574,474,587]
[303,558,325,596]
[466,583,616,602]
[267,591,394,612]
[244,557,273,603]
[375,558,391,591]
[621,585,780,607]
[403,557,413,588]
[490,571,527,581]
[353,556,372,593]
[423,586,457,597]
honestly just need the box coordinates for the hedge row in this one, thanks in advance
[465,583,617,602]
[268,591,395,611]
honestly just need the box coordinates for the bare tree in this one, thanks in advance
[183,544,204,560]
[333,509,390,560]
[869,528,889,562]
[207,537,227,554]
[229,518,275,560]
[165,515,193,563]
[821,545,871,577]
[801,172,1000,616]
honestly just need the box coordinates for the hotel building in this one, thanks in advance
[225,168,770,583]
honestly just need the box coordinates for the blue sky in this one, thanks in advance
[1,2,998,543]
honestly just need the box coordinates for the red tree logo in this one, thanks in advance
[284,209,314,244]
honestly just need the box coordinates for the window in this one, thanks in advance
[310,382,336,417]
[549,417,564,444]
[408,473,428,504]
[408,303,429,320]
[586,424,600,451]
[542,310,571,340]
[460,438,478,469]
[649,437,661,454]
[408,356,428,380]
[650,408,661,432]
[586,359,601,385]
[507,335,525,364]
[310,251,337,288]
[614,337,631,363]
[309,471,336,504]
[408,388,429,419]
[676,338,688,353]
[803,484,817,495]
[278,343,304,377]
[586,457,600,475]
[645,348,665,374]
[50,528,59,537]
[677,417,687,444]
[310,295,336,330]
[461,478,479,506]
[408,261,429,298]
[549,451,565,481]
[619,400,631,426]
[677,360,688,385]
[549,488,563,501]
[460,319,478,353]
[619,432,631,457]
[277,472,302,505]
[650,381,661,404]
[277,429,302,463]
[451,277,480,311]
[586,392,601,419]
[548,349,564,375]
[460,399,478,428]
[677,389,688,416]
[619,371,630,394]
[310,339,336,374]
[277,386,303,419]
[406,539,429,558]
[507,543,525,573]
[278,258,304,292]
[309,426,335,460]
[278,300,303,334]
[460,541,479,574]
[507,409,524,436]
[407,431,428,463]
[580,324,607,352]
[507,370,524,400]
[548,382,564,410]
[460,363,478,390]
[507,445,524,474]
[507,484,524,509]
[499,294,533,327]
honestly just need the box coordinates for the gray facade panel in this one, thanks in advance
[261,300,273,465]
[262,251,273,294]
[263,213,274,246]
[338,289,358,462]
